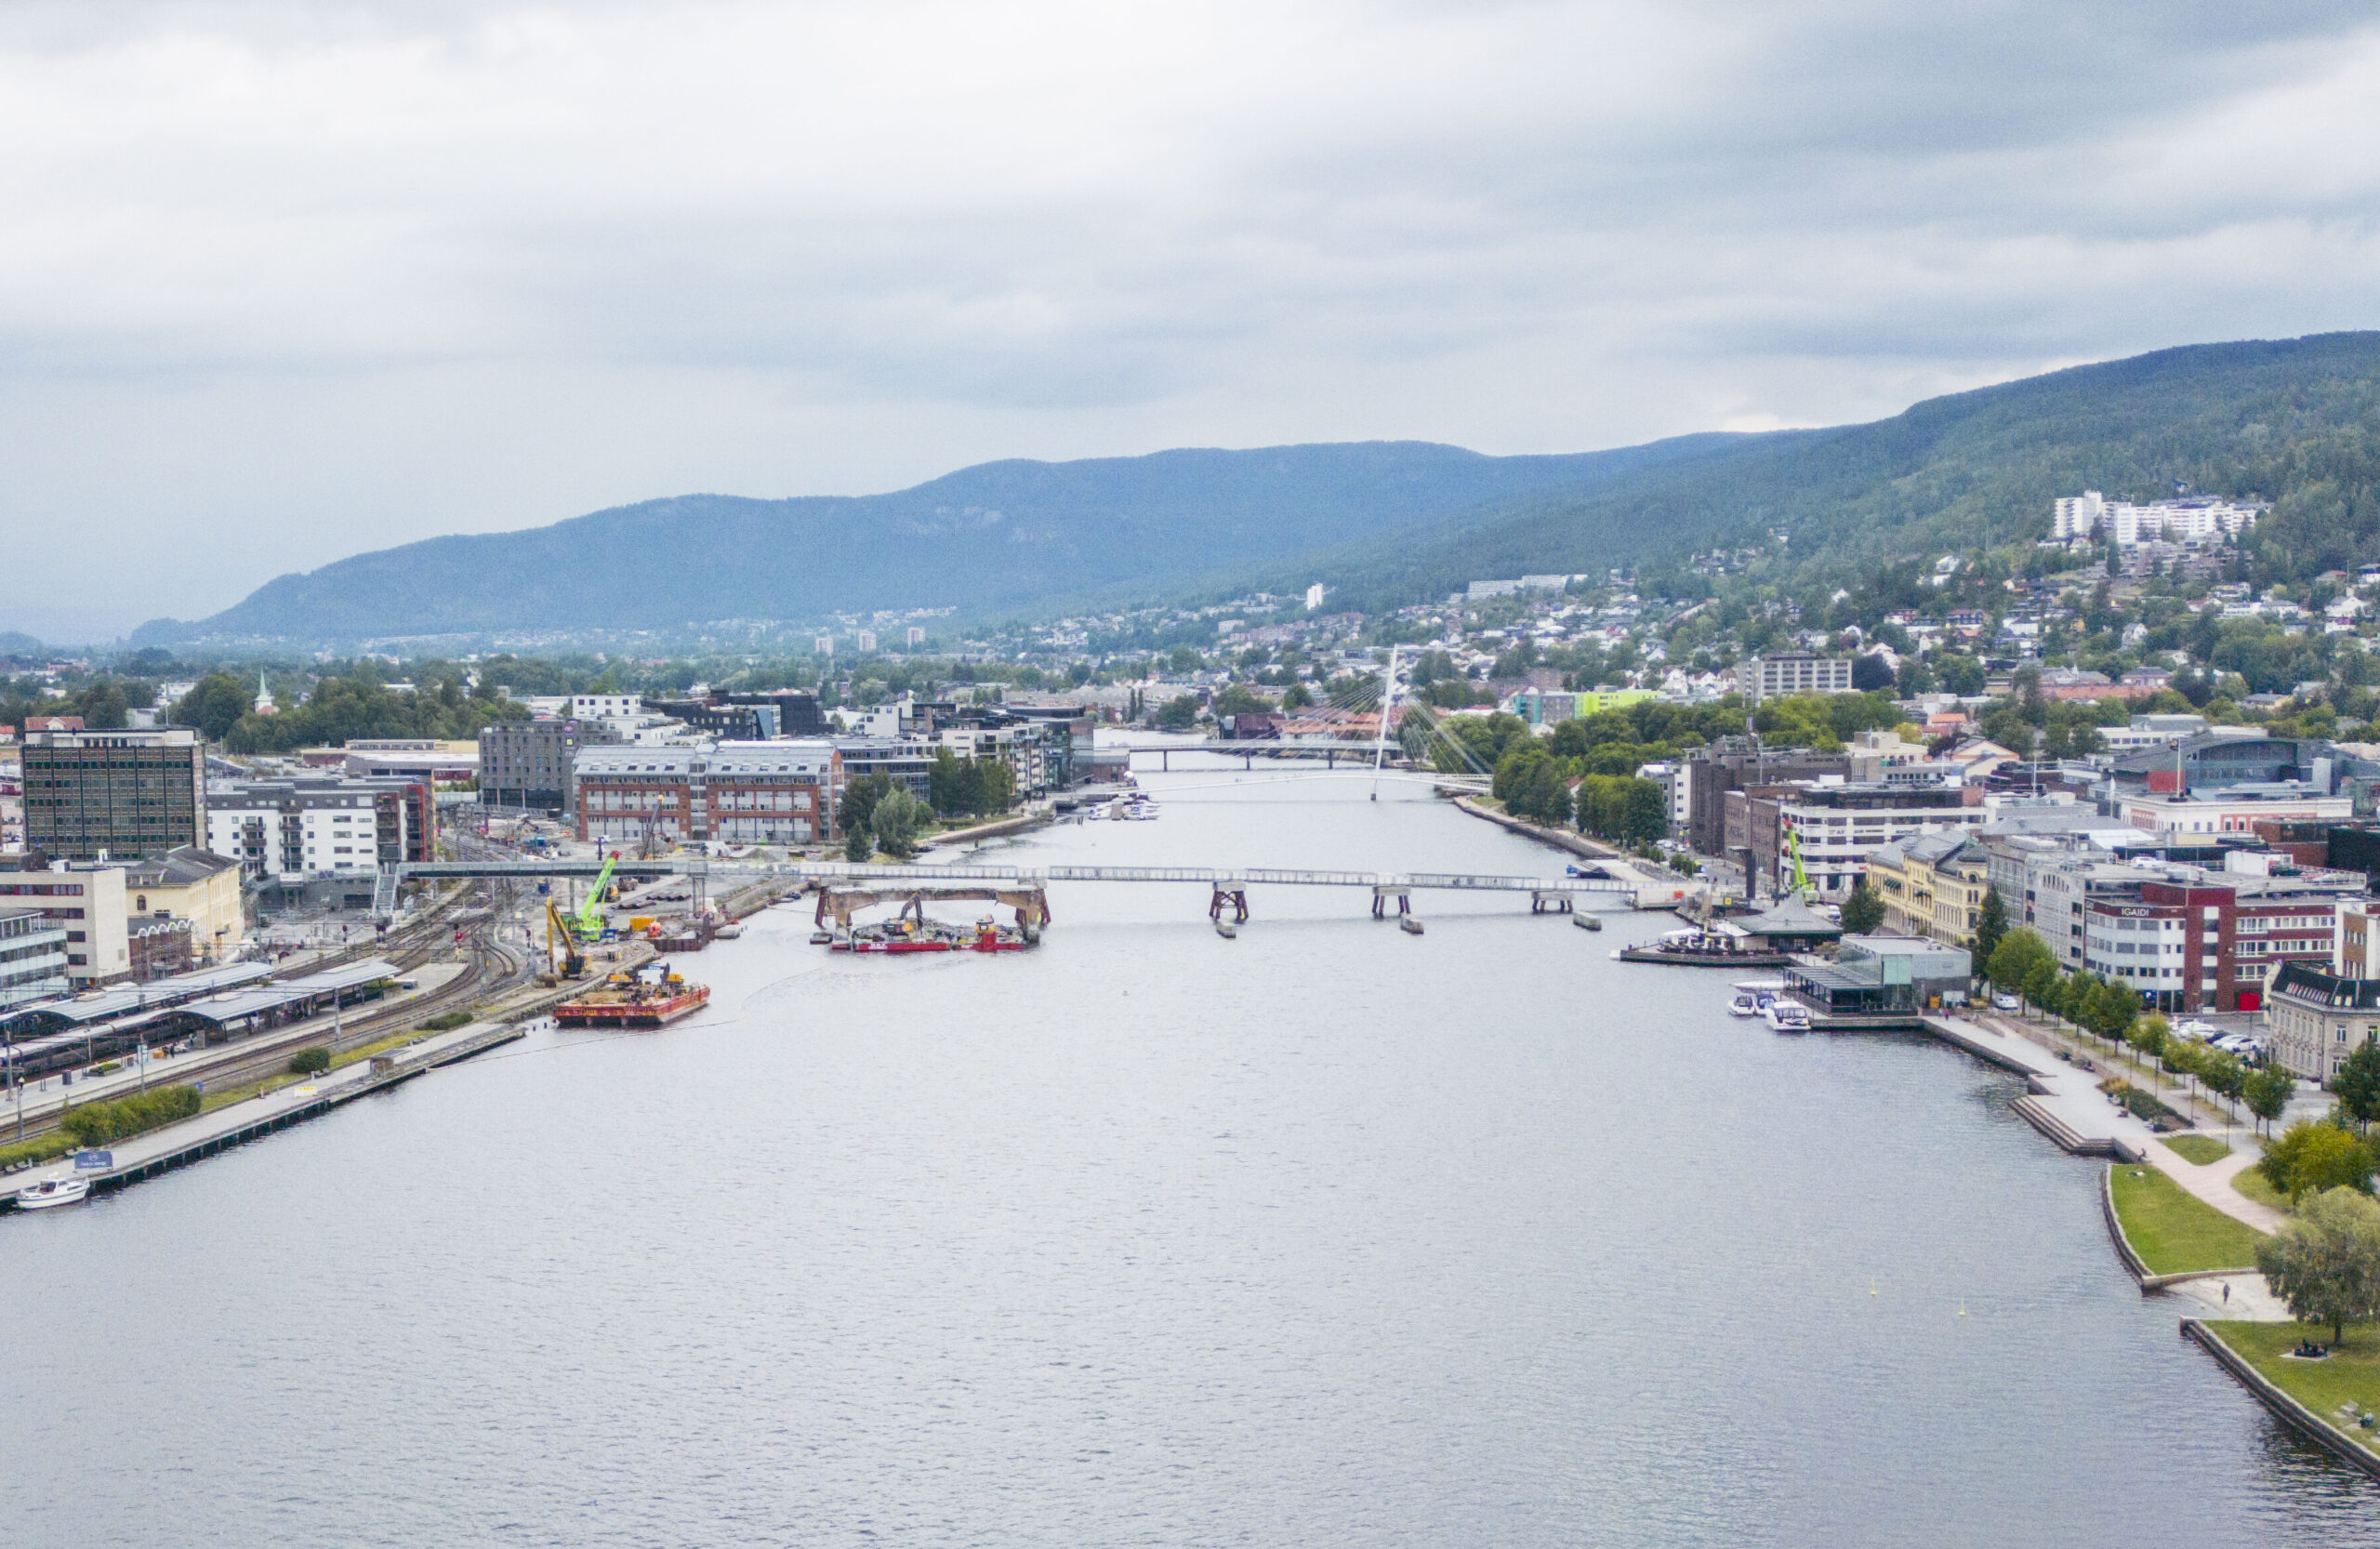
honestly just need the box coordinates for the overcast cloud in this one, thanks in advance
[5,0,2378,639]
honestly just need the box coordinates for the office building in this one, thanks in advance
[0,907,71,1009]
[20,725,206,860]
[0,861,130,986]
[479,718,624,815]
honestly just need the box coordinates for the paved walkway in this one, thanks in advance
[2144,1138,2285,1233]
[2165,1271,2292,1320]
[1956,1009,2289,1235]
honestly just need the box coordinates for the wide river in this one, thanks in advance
[7,763,2380,1546]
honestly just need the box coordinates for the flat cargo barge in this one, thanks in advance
[554,963,711,1028]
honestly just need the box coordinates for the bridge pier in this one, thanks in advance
[1530,890,1574,915]
[1370,884,1412,920]
[1209,881,1250,924]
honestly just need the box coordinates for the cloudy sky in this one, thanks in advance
[6,0,2378,640]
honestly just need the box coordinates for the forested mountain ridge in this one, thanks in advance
[126,331,2380,650]
[131,436,1751,648]
[1285,331,2380,608]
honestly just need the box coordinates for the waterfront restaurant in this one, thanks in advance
[1785,934,1973,1015]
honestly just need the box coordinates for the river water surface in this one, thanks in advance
[7,766,2380,1546]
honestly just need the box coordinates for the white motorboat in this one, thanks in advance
[15,1175,91,1211]
[1763,1000,1812,1033]
[1727,993,1761,1018]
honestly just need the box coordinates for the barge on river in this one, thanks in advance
[554,962,711,1028]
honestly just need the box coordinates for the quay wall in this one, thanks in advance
[2182,1319,2380,1480]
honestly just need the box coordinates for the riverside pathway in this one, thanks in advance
[1943,1009,2282,1236]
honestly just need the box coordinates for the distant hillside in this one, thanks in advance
[133,438,1750,649]
[1284,331,2380,608]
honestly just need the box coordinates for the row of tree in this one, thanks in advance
[171,670,526,752]
[1486,736,1667,846]
[838,750,1020,862]
[1982,926,2299,1130]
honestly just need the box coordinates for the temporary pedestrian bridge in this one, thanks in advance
[782,861,1646,926]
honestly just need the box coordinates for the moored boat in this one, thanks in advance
[1763,1000,1812,1033]
[15,1175,92,1211]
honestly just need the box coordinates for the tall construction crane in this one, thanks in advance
[575,854,619,939]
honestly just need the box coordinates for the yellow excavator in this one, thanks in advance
[545,899,588,979]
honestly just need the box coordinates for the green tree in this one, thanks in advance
[1154,695,1201,730]
[839,774,891,838]
[1280,682,1314,711]
[2022,958,2059,1017]
[844,823,874,863]
[1974,886,2009,964]
[172,672,251,741]
[870,786,924,858]
[2257,1186,2380,1346]
[1840,878,1885,934]
[2122,1009,2167,1086]
[928,748,964,815]
[2261,1121,2374,1200]
[2334,1039,2380,1131]
[2245,1066,2297,1135]
[1210,682,1266,718]
[1986,927,2053,1007]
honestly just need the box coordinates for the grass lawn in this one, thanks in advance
[2109,1162,2268,1274]
[2163,1134,2233,1165]
[2235,1165,2290,1211]
[2204,1320,2380,1457]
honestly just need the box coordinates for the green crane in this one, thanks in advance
[575,854,618,938]
[1784,825,1816,901]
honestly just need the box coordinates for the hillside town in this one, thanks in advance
[10,487,2380,1099]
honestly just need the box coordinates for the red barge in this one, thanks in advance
[555,962,712,1028]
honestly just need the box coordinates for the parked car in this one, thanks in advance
[2172,1020,2216,1043]
[1992,993,2021,1012]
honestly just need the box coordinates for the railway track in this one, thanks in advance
[6,903,534,1146]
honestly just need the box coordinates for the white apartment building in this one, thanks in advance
[206,783,416,879]
[1737,653,1855,704]
[2052,490,2261,545]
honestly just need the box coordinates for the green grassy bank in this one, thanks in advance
[2203,1320,2380,1460]
[2109,1163,2267,1275]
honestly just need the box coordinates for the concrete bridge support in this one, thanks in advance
[1209,881,1250,924]
[1370,885,1412,920]
[1529,890,1574,915]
